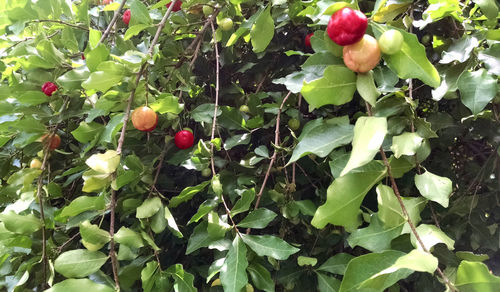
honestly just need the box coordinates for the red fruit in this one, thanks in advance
[42,134,61,150]
[166,1,182,12]
[305,33,313,48]
[41,82,58,96]
[81,53,85,60]
[327,7,367,46]
[174,130,194,149]
[122,9,131,26]
[131,106,158,132]
[343,34,381,73]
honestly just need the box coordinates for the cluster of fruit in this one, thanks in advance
[305,7,404,73]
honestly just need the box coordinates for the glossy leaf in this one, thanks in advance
[410,224,455,251]
[340,117,387,176]
[456,260,500,292]
[45,279,114,292]
[312,161,387,230]
[415,171,452,208]
[237,208,277,229]
[241,234,299,260]
[458,69,497,115]
[54,249,108,278]
[220,236,248,292]
[250,6,274,53]
[390,132,423,158]
[247,263,274,292]
[136,197,162,219]
[317,253,354,275]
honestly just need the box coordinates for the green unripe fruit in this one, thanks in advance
[288,118,300,130]
[220,18,233,31]
[421,34,432,45]
[201,168,212,177]
[239,105,250,112]
[378,29,404,55]
[203,5,213,16]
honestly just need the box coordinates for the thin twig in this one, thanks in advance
[36,141,52,290]
[28,19,89,31]
[209,21,240,235]
[99,0,128,44]
[109,189,120,290]
[57,232,80,253]
[246,91,292,234]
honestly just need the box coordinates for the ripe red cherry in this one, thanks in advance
[131,106,158,132]
[305,33,313,48]
[327,7,367,46]
[166,1,182,12]
[41,134,61,150]
[122,9,131,26]
[174,130,194,149]
[41,82,58,96]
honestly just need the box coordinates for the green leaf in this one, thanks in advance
[114,227,144,249]
[59,195,106,217]
[231,188,255,216]
[0,211,41,235]
[414,171,452,208]
[17,91,48,106]
[142,261,159,292]
[241,234,299,260]
[317,253,354,275]
[136,197,162,219]
[186,221,212,254]
[339,250,411,292]
[357,71,380,107]
[220,236,248,292]
[45,279,114,292]
[99,114,124,144]
[86,150,120,174]
[166,264,197,292]
[377,184,405,227]
[384,249,438,274]
[390,132,423,158]
[54,249,108,278]
[410,224,455,251]
[477,44,500,75]
[316,271,341,292]
[163,206,183,238]
[371,24,440,88]
[301,65,357,109]
[237,208,277,229]
[79,220,110,251]
[71,122,104,143]
[341,117,387,176]
[458,69,497,115]
[288,117,354,164]
[247,263,274,292]
[169,180,211,208]
[86,44,109,72]
[347,214,404,252]
[57,67,90,90]
[207,211,230,239]
[82,170,111,192]
[124,24,150,40]
[151,204,168,234]
[472,0,499,20]
[456,260,500,292]
[149,93,184,115]
[312,161,387,230]
[298,256,317,267]
[224,133,251,150]
[130,0,152,25]
[456,251,489,262]
[250,6,274,53]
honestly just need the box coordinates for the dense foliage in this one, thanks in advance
[0,0,499,291]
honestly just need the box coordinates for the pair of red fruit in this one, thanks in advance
[122,1,182,26]
[131,106,194,149]
[304,7,381,73]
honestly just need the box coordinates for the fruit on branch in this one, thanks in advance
[42,134,61,150]
[166,1,182,12]
[201,168,212,177]
[305,33,313,48]
[378,29,404,55]
[122,9,131,26]
[343,34,381,73]
[327,7,367,46]
[30,159,42,169]
[219,18,233,31]
[203,5,214,16]
[41,82,58,96]
[288,118,300,130]
[174,130,194,149]
[239,105,250,113]
[131,106,158,132]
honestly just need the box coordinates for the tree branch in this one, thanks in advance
[98,0,128,44]
[246,91,292,234]
[29,19,89,31]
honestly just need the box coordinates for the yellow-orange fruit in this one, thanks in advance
[30,159,42,169]
[343,34,381,73]
[41,134,61,150]
[131,106,158,132]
